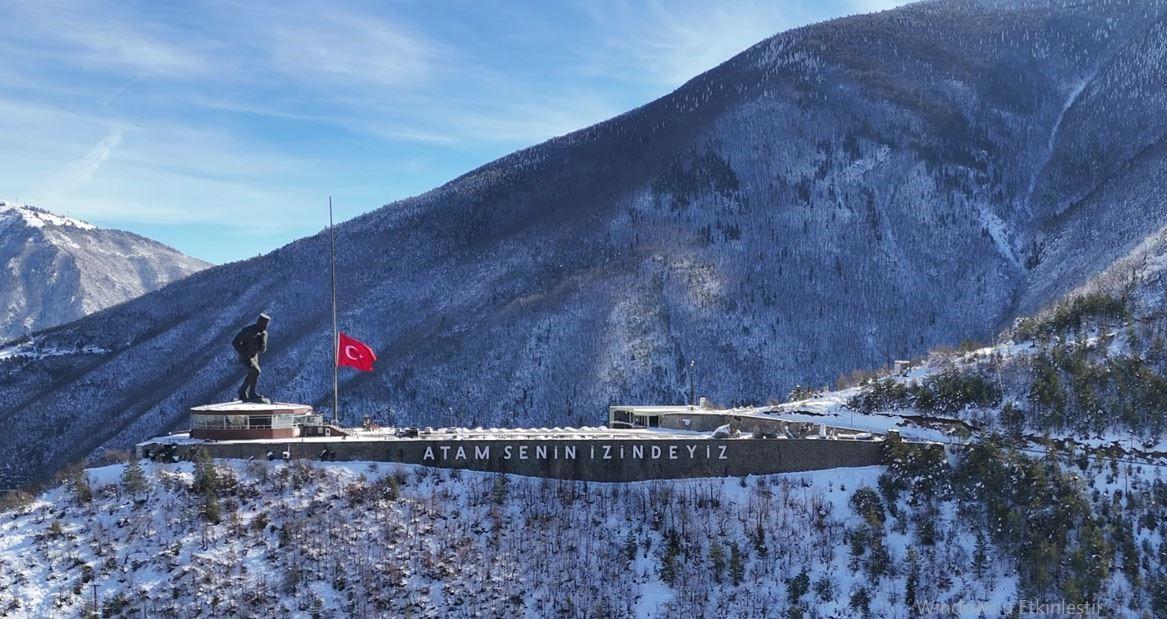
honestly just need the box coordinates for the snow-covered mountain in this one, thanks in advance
[2,0,1167,488]
[0,201,209,341]
[2,451,1161,616]
[798,214,1167,455]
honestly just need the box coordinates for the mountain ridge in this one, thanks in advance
[1,0,1166,488]
[0,200,210,343]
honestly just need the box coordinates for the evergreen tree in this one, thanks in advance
[753,521,768,558]
[1068,519,1110,602]
[660,528,682,585]
[905,548,920,616]
[121,458,148,498]
[660,548,679,586]
[71,471,93,504]
[972,532,989,581]
[849,487,885,527]
[1029,355,1066,429]
[708,542,725,583]
[813,574,835,602]
[202,489,221,524]
[864,536,891,581]
[624,532,638,562]
[1150,575,1167,616]
[192,448,219,494]
[849,586,871,617]
[193,448,221,523]
[729,542,745,586]
[1000,401,1025,439]
[786,568,809,605]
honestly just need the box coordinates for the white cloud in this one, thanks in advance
[847,0,911,14]
[266,11,440,90]
[571,0,910,91]
[27,125,123,202]
[572,0,812,89]
[0,0,208,78]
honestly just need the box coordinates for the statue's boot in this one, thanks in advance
[237,388,247,402]
[247,393,271,404]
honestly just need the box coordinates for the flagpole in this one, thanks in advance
[329,197,339,425]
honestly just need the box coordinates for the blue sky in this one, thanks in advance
[0,0,904,264]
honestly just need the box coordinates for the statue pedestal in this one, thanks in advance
[190,401,316,440]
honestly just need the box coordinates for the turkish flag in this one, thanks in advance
[337,332,377,372]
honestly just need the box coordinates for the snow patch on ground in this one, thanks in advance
[0,340,109,361]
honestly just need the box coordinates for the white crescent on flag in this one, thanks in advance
[337,332,376,371]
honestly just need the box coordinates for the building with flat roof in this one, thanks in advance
[190,401,319,440]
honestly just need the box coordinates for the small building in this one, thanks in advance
[609,402,855,438]
[190,402,318,440]
[609,405,699,429]
[608,399,720,430]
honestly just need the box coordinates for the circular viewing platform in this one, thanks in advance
[190,401,317,440]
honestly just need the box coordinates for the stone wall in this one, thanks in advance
[141,437,937,482]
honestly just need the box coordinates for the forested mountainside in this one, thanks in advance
[0,201,208,341]
[1,0,1166,488]
[5,449,1167,617]
[833,216,1167,448]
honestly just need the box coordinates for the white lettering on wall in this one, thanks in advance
[417,441,729,463]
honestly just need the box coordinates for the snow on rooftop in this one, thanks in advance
[191,401,314,413]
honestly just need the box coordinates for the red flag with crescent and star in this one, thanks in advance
[336,332,377,372]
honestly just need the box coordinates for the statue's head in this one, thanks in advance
[257,313,271,328]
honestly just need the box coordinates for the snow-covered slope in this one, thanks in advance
[779,219,1167,462]
[3,0,1167,488]
[0,201,209,341]
[1,452,1160,617]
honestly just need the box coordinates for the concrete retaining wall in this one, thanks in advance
[140,437,933,482]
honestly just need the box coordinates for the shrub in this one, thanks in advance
[880,441,951,504]
[1014,292,1128,341]
[848,369,1000,414]
[849,487,885,527]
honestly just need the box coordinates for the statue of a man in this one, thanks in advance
[232,313,270,403]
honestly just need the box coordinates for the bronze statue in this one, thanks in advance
[232,313,270,403]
